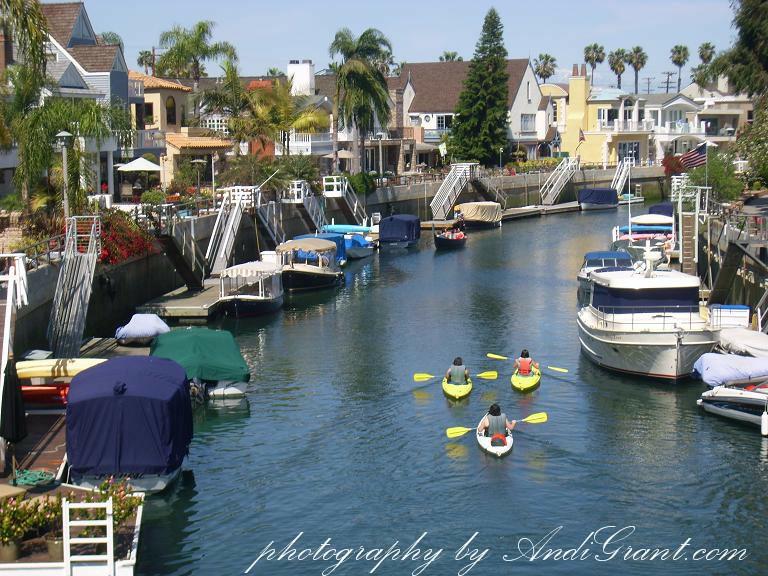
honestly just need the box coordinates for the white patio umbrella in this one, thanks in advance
[118,157,162,196]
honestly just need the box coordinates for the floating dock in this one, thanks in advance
[421,202,580,229]
[137,278,221,322]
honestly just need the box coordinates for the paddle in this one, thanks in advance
[486,353,569,374]
[413,371,498,382]
[445,412,549,438]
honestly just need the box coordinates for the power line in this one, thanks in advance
[658,71,677,94]
[642,76,655,94]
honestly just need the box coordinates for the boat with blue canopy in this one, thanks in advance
[294,232,347,265]
[577,250,633,303]
[379,214,421,250]
[275,238,343,292]
[66,356,193,493]
[578,188,618,211]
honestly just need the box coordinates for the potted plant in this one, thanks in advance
[39,494,63,561]
[0,498,30,562]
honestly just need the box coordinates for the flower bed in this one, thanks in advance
[99,210,156,265]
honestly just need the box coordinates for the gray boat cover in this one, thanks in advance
[719,327,768,358]
[694,352,768,387]
[455,202,502,223]
[115,314,170,339]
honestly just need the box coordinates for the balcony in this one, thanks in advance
[653,121,707,138]
[424,128,451,142]
[275,131,333,156]
[596,119,656,132]
[132,129,165,150]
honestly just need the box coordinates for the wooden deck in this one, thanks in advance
[11,414,66,477]
[136,278,221,322]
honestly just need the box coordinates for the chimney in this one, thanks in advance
[580,64,587,77]
[287,59,315,96]
[572,64,579,77]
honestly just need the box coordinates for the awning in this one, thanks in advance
[276,238,338,253]
[118,157,162,172]
[220,261,281,278]
[414,143,438,152]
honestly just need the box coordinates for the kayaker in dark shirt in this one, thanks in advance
[514,349,539,376]
[478,403,516,444]
[445,357,469,385]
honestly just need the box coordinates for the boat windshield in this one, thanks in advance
[586,257,632,268]
[592,284,699,313]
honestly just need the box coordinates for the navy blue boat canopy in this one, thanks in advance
[649,202,674,217]
[67,356,193,477]
[294,232,346,261]
[379,214,421,242]
[585,251,632,260]
[578,188,618,205]
[592,284,699,313]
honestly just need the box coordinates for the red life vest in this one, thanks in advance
[519,358,532,376]
[490,433,507,446]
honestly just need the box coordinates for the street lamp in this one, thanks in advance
[499,147,503,172]
[375,133,384,182]
[190,158,206,209]
[56,131,73,219]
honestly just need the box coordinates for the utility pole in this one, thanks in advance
[151,46,156,76]
[659,71,676,94]
[642,76,654,94]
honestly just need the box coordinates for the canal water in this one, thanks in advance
[136,207,767,576]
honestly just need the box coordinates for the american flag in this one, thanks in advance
[680,143,708,169]
[579,129,585,142]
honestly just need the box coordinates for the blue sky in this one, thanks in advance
[81,0,736,91]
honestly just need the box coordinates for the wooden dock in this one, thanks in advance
[12,414,66,477]
[502,206,542,220]
[422,202,580,229]
[136,278,221,322]
[541,201,581,215]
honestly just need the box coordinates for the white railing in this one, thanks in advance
[275,130,335,155]
[206,195,243,274]
[303,193,327,231]
[132,129,164,149]
[592,306,711,332]
[282,180,310,204]
[322,176,367,225]
[255,196,286,245]
[540,157,579,205]
[611,157,634,193]
[63,498,115,574]
[596,119,656,132]
[128,79,144,98]
[430,163,478,220]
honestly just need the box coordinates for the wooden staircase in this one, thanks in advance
[680,213,697,275]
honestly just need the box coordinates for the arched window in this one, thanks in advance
[166,96,176,125]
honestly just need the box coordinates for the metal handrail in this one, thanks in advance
[591,304,713,331]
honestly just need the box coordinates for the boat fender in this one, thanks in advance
[761,408,768,437]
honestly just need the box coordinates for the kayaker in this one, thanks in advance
[445,357,469,385]
[478,403,516,446]
[514,349,539,376]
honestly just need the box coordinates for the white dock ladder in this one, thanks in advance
[611,157,634,194]
[63,497,115,576]
[206,193,243,275]
[430,163,478,220]
[322,176,368,225]
[254,190,286,246]
[539,157,579,205]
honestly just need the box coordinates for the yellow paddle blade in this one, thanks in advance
[520,412,548,424]
[413,373,436,382]
[547,366,568,373]
[476,371,498,380]
[445,426,475,438]
[486,353,508,361]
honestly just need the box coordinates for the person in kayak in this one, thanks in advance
[445,357,470,385]
[478,403,516,446]
[514,349,539,376]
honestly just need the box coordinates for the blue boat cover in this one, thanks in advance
[694,353,768,387]
[649,202,674,217]
[322,224,372,234]
[345,233,373,249]
[585,251,632,261]
[578,188,618,205]
[115,313,170,339]
[67,356,192,476]
[379,214,421,243]
[294,233,346,262]
[618,225,673,234]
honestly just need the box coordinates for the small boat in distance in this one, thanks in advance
[219,261,284,317]
[379,214,421,250]
[276,238,344,292]
[578,188,619,211]
[434,228,467,250]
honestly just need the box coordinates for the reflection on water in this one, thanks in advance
[138,207,768,576]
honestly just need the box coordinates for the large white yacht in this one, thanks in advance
[577,254,719,380]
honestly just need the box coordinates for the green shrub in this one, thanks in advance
[0,192,23,211]
[140,190,166,205]
[346,172,376,195]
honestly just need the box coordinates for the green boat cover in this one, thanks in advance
[150,328,250,382]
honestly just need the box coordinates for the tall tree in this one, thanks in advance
[626,46,647,94]
[157,21,237,116]
[267,78,331,156]
[137,50,153,75]
[100,31,123,51]
[450,8,509,166]
[584,43,605,81]
[266,67,282,77]
[1,0,48,79]
[608,49,627,89]
[439,51,463,62]
[533,53,557,83]
[698,42,716,65]
[329,27,392,173]
[670,45,689,92]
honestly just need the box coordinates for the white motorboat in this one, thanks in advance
[577,252,719,380]
[219,261,284,317]
[577,250,633,304]
[698,384,768,427]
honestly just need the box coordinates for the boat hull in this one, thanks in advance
[441,377,472,400]
[379,240,419,251]
[580,202,618,211]
[463,220,501,230]
[72,466,182,494]
[282,268,342,292]
[220,294,283,317]
[698,386,768,427]
[476,417,513,457]
[576,312,717,379]
[511,369,541,392]
[346,245,375,259]
[434,234,466,250]
[207,380,248,398]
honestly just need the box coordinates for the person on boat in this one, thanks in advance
[478,403,516,446]
[455,210,466,232]
[514,349,539,376]
[445,357,469,385]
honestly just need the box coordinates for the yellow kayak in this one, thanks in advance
[442,377,473,400]
[16,358,107,380]
[511,368,541,392]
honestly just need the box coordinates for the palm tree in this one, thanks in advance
[137,50,153,75]
[266,67,282,77]
[1,0,48,79]
[200,59,253,152]
[267,78,330,156]
[670,45,690,92]
[533,53,557,83]
[329,27,393,173]
[698,42,716,65]
[584,43,605,81]
[157,20,237,116]
[100,31,123,51]
[439,51,463,62]
[626,46,647,94]
[608,49,627,89]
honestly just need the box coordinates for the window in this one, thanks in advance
[748,110,754,124]
[527,81,531,102]
[436,115,453,130]
[166,96,176,125]
[521,114,535,132]
[144,103,154,123]
[552,101,558,123]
